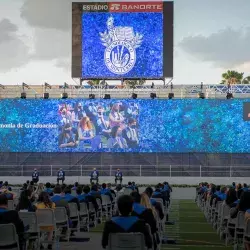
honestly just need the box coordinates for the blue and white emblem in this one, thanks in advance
[100,16,143,75]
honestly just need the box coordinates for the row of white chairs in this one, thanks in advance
[197,194,250,250]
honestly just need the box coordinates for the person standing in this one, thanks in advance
[90,168,99,184]
[115,169,123,185]
[57,168,65,184]
[32,168,39,184]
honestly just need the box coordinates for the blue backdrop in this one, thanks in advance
[82,12,163,78]
[0,99,249,153]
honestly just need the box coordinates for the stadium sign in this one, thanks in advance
[82,3,109,12]
[109,2,163,12]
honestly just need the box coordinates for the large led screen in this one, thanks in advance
[0,100,249,153]
[82,12,163,78]
[72,2,173,78]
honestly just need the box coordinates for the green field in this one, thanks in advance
[163,200,233,250]
[91,200,233,250]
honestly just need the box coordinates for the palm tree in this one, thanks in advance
[220,70,250,84]
[125,79,146,89]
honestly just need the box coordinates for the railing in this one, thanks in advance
[0,165,249,177]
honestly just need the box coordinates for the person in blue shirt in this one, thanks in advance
[243,183,249,192]
[101,183,113,202]
[217,186,227,201]
[32,168,39,184]
[90,168,99,184]
[57,168,65,184]
[72,182,79,191]
[44,182,53,196]
[102,195,153,249]
[115,169,123,185]
[126,182,134,190]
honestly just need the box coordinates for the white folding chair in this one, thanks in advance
[108,233,146,250]
[8,200,15,210]
[217,203,230,238]
[102,195,112,219]
[96,198,103,223]
[88,202,97,227]
[0,224,20,250]
[54,207,70,242]
[36,209,58,249]
[243,219,250,248]
[19,212,40,249]
[233,211,245,250]
[79,202,89,232]
[68,203,80,233]
[225,208,236,246]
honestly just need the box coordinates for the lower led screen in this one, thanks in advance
[0,99,249,153]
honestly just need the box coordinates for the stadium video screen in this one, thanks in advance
[82,12,163,78]
[0,100,249,153]
[72,2,173,78]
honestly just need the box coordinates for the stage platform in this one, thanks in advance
[3,176,250,185]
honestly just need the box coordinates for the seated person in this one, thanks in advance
[145,187,164,220]
[51,185,70,215]
[152,184,166,206]
[89,185,102,201]
[44,182,53,196]
[131,192,157,236]
[16,189,37,212]
[102,195,153,249]
[0,194,25,249]
[63,187,80,211]
[225,188,238,208]
[243,183,249,192]
[90,168,99,184]
[107,183,116,197]
[231,191,250,219]
[126,182,135,190]
[217,186,227,201]
[72,182,79,191]
[101,183,113,202]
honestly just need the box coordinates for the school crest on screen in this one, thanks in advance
[100,16,143,75]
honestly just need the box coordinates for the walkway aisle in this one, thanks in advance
[161,200,233,250]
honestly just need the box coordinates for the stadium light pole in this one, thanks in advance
[168,82,174,99]
[21,82,30,99]
[199,82,205,99]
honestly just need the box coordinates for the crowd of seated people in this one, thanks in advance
[197,182,250,250]
[0,180,171,250]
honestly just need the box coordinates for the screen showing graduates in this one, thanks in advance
[0,99,250,153]
[58,101,139,151]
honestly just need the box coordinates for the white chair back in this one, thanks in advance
[55,207,68,224]
[19,212,39,233]
[0,224,20,250]
[7,200,15,210]
[79,202,89,216]
[36,209,56,228]
[68,203,79,218]
[108,233,145,250]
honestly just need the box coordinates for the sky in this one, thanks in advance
[0,0,249,86]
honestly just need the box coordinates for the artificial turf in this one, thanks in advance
[164,200,233,250]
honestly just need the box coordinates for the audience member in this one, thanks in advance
[0,194,25,249]
[102,195,153,249]
[16,189,37,212]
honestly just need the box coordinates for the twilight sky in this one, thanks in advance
[0,0,249,86]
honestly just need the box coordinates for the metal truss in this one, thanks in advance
[0,84,250,99]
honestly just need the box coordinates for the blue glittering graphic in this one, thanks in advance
[0,99,250,153]
[82,12,163,78]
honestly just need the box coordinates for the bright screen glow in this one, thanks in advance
[82,12,163,78]
[0,100,249,153]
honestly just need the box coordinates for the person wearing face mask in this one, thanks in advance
[122,118,139,148]
[91,106,111,150]
[71,102,86,128]
[32,169,39,184]
[59,123,79,148]
[109,103,125,128]
[59,107,72,128]
[107,126,128,149]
